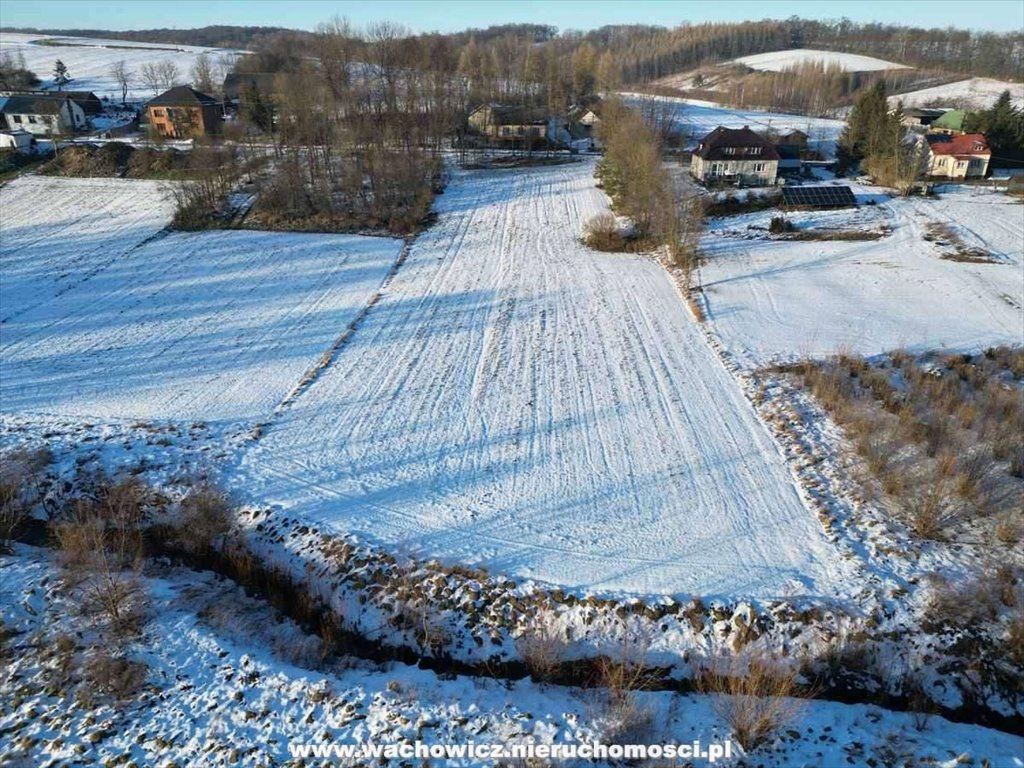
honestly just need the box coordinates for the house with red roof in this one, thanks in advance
[923,133,991,179]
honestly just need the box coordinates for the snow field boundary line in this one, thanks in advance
[248,236,414,442]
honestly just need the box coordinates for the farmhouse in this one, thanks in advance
[0,89,102,116]
[467,103,549,145]
[146,86,222,138]
[777,129,808,148]
[923,133,991,179]
[901,108,946,129]
[691,126,780,185]
[0,93,86,135]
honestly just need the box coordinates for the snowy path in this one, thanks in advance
[700,186,1024,367]
[238,160,850,600]
[0,177,404,423]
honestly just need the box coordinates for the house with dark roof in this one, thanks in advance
[0,89,102,116]
[923,133,991,178]
[691,126,780,185]
[467,103,550,146]
[0,93,86,135]
[146,86,222,138]
[901,108,946,129]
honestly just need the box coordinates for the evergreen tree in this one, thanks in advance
[53,59,70,90]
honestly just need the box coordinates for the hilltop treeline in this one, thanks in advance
[591,18,1023,82]
[8,17,1022,85]
[0,25,293,50]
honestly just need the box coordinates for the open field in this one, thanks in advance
[621,93,846,155]
[236,159,852,599]
[700,185,1024,367]
[0,176,403,423]
[733,49,908,72]
[0,32,244,101]
[890,77,1024,110]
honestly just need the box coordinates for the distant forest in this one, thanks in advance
[0,25,294,50]
[3,17,1021,84]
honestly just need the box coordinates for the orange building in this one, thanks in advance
[146,86,221,138]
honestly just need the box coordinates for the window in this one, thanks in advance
[710,163,723,176]
[27,115,36,124]
[12,115,22,123]
[723,147,736,155]
[152,109,165,117]
[751,146,761,155]
[753,162,766,172]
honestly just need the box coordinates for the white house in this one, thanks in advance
[0,94,87,136]
[923,133,991,179]
[691,126,780,186]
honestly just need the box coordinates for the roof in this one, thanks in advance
[694,126,780,161]
[932,109,965,131]
[904,108,946,118]
[147,86,220,108]
[927,132,991,157]
[778,129,808,139]
[0,93,70,115]
[472,103,548,126]
[781,185,857,208]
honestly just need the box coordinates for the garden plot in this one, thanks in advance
[0,176,403,423]
[700,186,1024,368]
[238,159,854,601]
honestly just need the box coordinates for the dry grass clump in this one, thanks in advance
[177,482,233,554]
[921,569,1016,631]
[516,616,568,683]
[52,476,151,637]
[695,653,807,751]
[594,634,658,743]
[84,650,149,700]
[0,447,50,548]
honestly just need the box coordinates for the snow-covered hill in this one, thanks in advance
[733,49,908,72]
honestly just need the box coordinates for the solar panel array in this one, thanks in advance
[781,186,857,208]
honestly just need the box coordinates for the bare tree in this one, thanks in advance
[109,60,132,105]
[156,61,181,90]
[191,52,215,94]
[140,62,162,94]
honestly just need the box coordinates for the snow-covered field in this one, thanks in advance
[236,159,853,600]
[733,49,908,72]
[0,176,404,424]
[700,185,1024,367]
[622,93,846,155]
[0,32,245,101]
[890,77,1024,110]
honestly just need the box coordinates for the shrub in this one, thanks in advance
[769,216,794,234]
[0,447,50,538]
[516,616,568,683]
[178,482,233,554]
[696,653,806,751]
[583,212,627,251]
[922,572,1000,630]
[85,650,148,699]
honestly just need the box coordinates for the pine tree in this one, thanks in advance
[53,59,70,90]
